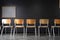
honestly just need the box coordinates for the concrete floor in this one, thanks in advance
[0,34,60,40]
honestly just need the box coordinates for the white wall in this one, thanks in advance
[59,0,60,8]
[2,6,16,18]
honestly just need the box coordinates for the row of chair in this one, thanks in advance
[1,19,60,37]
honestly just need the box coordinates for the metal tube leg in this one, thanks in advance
[39,28,40,37]
[26,28,27,36]
[23,27,25,38]
[35,28,36,37]
[13,27,15,40]
[10,27,12,35]
[1,27,4,36]
[1,27,4,40]
[23,28,24,38]
[38,27,40,40]
[5,28,7,39]
[48,28,50,37]
[35,27,37,40]
[13,27,15,37]
[38,28,39,36]
[48,28,51,40]
[10,27,12,40]
[16,28,17,35]
[53,27,55,40]
[53,27,55,37]
[5,28,6,34]
[26,27,27,40]
[46,28,47,35]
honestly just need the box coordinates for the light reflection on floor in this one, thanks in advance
[0,34,60,40]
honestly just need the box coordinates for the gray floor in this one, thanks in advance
[0,34,60,40]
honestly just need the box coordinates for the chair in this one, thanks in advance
[51,19,60,37]
[38,19,50,37]
[14,19,25,35]
[1,19,12,36]
[26,19,36,37]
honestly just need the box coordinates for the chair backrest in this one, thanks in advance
[54,19,60,24]
[39,19,49,24]
[26,19,36,25]
[14,19,24,25]
[2,19,11,24]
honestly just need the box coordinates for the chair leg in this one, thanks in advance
[5,28,6,34]
[35,27,37,40]
[13,27,16,37]
[46,28,47,35]
[10,27,12,36]
[53,28,55,37]
[38,27,40,40]
[35,27,37,39]
[9,25,13,39]
[48,28,51,40]
[38,28,40,36]
[53,27,55,40]
[48,28,50,37]
[26,27,27,36]
[1,27,4,36]
[26,27,27,40]
[23,27,25,38]
[16,28,17,35]
[35,27,36,37]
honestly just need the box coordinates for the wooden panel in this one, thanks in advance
[39,19,49,24]
[54,19,60,24]
[14,19,24,24]
[26,19,36,24]
[2,19,11,24]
